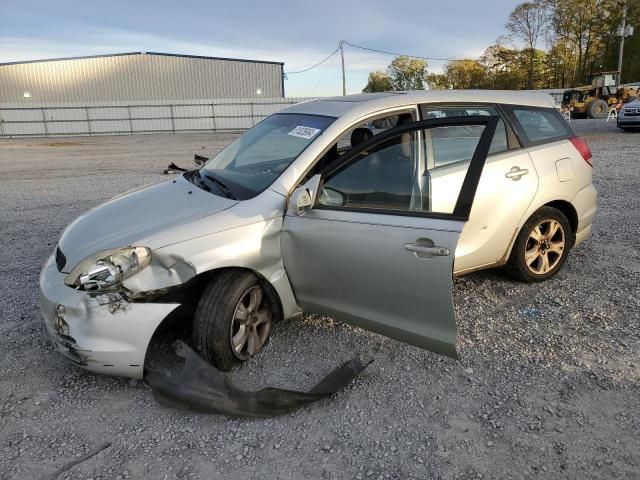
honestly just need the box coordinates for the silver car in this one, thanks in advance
[617,98,640,130]
[39,91,597,378]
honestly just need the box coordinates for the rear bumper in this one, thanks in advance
[571,184,597,246]
[39,254,180,379]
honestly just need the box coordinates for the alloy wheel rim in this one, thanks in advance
[230,285,271,360]
[524,219,565,275]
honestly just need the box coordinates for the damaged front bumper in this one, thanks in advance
[146,341,371,417]
[39,254,180,379]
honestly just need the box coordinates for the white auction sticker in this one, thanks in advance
[288,125,321,140]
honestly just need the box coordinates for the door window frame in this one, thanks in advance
[293,106,421,192]
[312,116,500,222]
[418,102,521,171]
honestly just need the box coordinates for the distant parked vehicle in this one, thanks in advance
[617,98,640,130]
[40,90,597,379]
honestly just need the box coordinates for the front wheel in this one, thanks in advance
[588,99,608,119]
[192,271,275,371]
[505,207,572,282]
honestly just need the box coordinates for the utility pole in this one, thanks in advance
[616,1,634,86]
[339,40,346,96]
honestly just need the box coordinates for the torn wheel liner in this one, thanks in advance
[144,341,371,417]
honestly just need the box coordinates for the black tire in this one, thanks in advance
[505,207,572,283]
[192,271,275,371]
[588,99,608,119]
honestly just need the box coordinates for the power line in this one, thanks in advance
[343,41,464,62]
[309,48,338,96]
[284,41,464,77]
[284,48,340,74]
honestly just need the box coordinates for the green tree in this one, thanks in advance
[596,0,640,84]
[362,71,393,93]
[387,56,429,90]
[426,73,450,89]
[545,36,579,87]
[361,0,640,93]
[506,0,549,88]
[480,43,525,89]
[444,60,489,89]
[548,0,612,83]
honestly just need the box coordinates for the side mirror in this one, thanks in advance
[289,188,313,216]
[287,174,321,216]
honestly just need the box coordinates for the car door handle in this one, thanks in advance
[505,166,529,181]
[404,243,450,257]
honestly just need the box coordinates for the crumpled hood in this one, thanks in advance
[58,176,237,272]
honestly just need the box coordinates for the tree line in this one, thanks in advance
[363,0,640,92]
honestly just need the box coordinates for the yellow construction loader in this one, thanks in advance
[562,71,640,118]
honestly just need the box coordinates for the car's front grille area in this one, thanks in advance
[55,247,66,272]
[623,108,640,116]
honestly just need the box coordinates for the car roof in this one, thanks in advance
[281,90,557,118]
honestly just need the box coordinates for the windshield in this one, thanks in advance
[196,113,335,199]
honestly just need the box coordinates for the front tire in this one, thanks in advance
[505,207,572,283]
[588,99,608,119]
[192,271,274,371]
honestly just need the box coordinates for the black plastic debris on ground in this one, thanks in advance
[145,341,371,417]
[163,162,188,175]
[163,154,208,175]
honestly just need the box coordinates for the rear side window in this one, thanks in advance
[421,105,509,157]
[509,107,572,144]
[427,125,484,168]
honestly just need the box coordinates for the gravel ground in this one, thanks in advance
[1,121,639,480]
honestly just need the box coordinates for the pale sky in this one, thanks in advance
[2,0,523,96]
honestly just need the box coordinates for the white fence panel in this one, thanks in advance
[91,120,131,133]
[131,118,173,132]
[0,97,316,137]
[130,105,172,119]
[44,108,86,121]
[1,108,43,121]
[173,117,215,131]
[2,122,46,136]
[46,121,89,135]
[90,106,130,120]
[173,104,212,117]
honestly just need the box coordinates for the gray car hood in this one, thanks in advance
[58,176,237,272]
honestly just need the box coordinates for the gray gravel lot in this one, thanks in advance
[1,120,639,480]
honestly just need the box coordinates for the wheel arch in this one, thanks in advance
[205,267,285,322]
[500,200,578,266]
[543,200,578,247]
[143,266,287,368]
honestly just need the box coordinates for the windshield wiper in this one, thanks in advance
[188,169,211,192]
[204,173,236,200]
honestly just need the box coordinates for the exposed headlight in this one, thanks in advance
[65,247,152,291]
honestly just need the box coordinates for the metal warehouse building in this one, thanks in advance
[0,52,285,104]
[0,52,305,137]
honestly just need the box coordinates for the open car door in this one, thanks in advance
[281,117,498,358]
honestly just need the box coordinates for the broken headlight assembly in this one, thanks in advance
[64,247,152,291]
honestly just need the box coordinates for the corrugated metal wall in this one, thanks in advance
[0,53,284,104]
[0,97,315,137]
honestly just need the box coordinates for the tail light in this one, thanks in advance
[569,136,593,167]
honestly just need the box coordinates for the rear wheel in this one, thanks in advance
[505,207,572,282]
[588,99,608,119]
[192,271,274,371]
